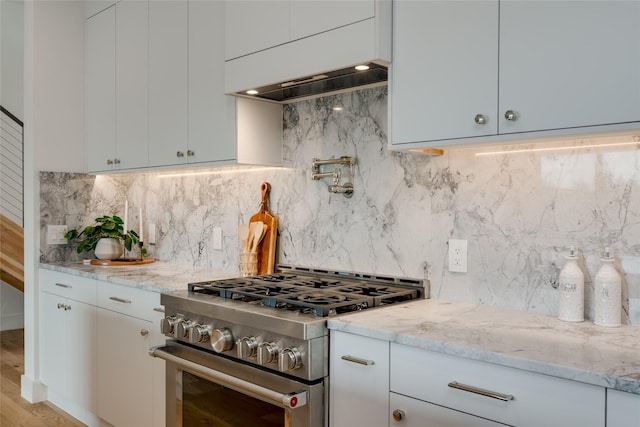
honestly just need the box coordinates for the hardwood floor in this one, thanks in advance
[0,328,86,427]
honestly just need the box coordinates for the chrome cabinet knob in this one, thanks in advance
[113,158,120,165]
[106,159,113,165]
[237,336,258,359]
[176,151,184,158]
[189,324,211,344]
[278,347,302,372]
[257,342,279,365]
[140,329,149,336]
[392,409,405,422]
[187,150,194,157]
[504,110,518,121]
[210,328,234,353]
[474,114,487,125]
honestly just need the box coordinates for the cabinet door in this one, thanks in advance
[66,298,97,412]
[86,5,116,173]
[390,0,499,146]
[148,0,188,168]
[499,1,640,134]
[607,389,640,427]
[289,0,374,41]
[189,0,237,164]
[224,0,289,60]
[115,0,149,170]
[40,291,68,395]
[330,331,389,427]
[97,307,154,427]
[390,393,510,427]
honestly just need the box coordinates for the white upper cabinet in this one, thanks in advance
[115,0,149,170]
[86,5,116,173]
[148,0,189,167]
[498,0,640,134]
[390,0,640,149]
[224,0,391,96]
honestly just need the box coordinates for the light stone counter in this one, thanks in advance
[328,299,640,394]
[40,261,236,293]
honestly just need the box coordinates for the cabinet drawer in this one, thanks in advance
[390,344,604,427]
[39,269,97,305]
[97,281,162,321]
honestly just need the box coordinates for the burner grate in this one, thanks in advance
[188,271,422,316]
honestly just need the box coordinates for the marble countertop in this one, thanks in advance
[328,299,640,394]
[40,261,237,293]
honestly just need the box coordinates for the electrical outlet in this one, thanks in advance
[213,227,223,250]
[47,225,68,245]
[448,239,468,273]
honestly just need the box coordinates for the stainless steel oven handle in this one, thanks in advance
[149,345,308,410]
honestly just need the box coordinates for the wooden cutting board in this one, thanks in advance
[249,182,278,274]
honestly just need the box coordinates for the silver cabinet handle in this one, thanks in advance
[140,329,149,336]
[113,158,120,165]
[504,110,518,121]
[448,381,514,402]
[341,355,375,366]
[187,149,194,157]
[153,307,165,313]
[55,283,71,288]
[474,114,487,125]
[176,151,184,158]
[107,159,113,165]
[109,296,132,304]
[392,409,405,422]
[57,303,65,310]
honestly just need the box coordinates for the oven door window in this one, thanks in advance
[181,370,285,427]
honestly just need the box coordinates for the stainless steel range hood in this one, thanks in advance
[235,63,388,103]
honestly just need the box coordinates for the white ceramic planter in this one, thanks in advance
[94,238,123,260]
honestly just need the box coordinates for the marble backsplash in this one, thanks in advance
[40,86,640,324]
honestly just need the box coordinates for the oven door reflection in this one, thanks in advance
[180,370,284,427]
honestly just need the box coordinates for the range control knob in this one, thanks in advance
[257,342,279,365]
[278,347,303,372]
[210,328,234,353]
[237,336,259,359]
[176,320,193,339]
[160,316,179,336]
[189,324,211,344]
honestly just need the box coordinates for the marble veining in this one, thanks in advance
[328,299,640,394]
[40,86,640,324]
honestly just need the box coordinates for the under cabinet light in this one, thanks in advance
[475,139,640,157]
[246,89,259,95]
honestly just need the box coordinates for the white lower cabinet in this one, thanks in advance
[39,268,165,427]
[390,343,604,427]
[96,281,165,427]
[329,331,389,427]
[607,389,640,427]
[39,269,98,425]
[390,392,508,427]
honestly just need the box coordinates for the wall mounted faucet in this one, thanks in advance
[311,156,356,198]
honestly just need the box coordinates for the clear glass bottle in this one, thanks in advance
[594,247,622,327]
[558,246,584,322]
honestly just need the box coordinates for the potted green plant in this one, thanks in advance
[64,215,145,259]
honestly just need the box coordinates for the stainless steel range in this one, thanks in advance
[150,265,427,427]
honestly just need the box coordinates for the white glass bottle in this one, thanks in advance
[594,247,622,327]
[558,246,584,322]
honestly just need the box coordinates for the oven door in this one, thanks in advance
[150,341,325,427]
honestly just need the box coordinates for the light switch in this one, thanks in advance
[47,225,68,245]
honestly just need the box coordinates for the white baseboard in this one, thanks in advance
[20,375,47,403]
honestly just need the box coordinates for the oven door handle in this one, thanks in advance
[149,345,308,410]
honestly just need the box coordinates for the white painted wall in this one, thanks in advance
[22,0,86,403]
[1,0,25,120]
